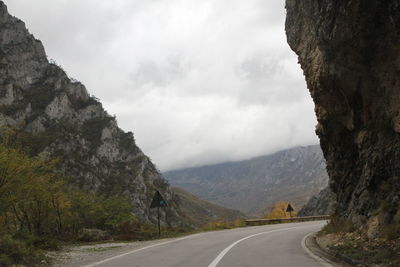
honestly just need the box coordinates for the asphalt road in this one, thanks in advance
[84,221,329,267]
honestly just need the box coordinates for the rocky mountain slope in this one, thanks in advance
[164,145,328,216]
[298,187,336,216]
[286,1,400,236]
[171,187,244,226]
[0,1,188,226]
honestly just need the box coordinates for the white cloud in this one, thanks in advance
[5,0,318,171]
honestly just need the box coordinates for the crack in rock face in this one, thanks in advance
[285,0,400,237]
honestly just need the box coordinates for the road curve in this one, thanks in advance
[85,221,328,267]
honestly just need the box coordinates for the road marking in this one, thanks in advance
[208,223,323,267]
[301,232,334,267]
[82,233,202,267]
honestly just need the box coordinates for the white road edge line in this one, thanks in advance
[82,233,202,267]
[301,232,334,267]
[208,223,323,267]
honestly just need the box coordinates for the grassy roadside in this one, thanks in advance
[316,218,400,266]
[71,218,248,246]
[318,233,400,266]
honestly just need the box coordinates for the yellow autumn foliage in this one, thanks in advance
[264,201,298,219]
[0,128,135,238]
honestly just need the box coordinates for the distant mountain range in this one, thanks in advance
[172,187,244,226]
[164,145,329,216]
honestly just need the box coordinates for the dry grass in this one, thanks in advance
[324,233,400,266]
[318,216,355,236]
[201,219,246,231]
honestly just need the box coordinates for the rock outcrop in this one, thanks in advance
[286,0,400,236]
[0,1,185,226]
[298,187,336,216]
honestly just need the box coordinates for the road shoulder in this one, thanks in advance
[302,232,350,267]
[51,237,189,267]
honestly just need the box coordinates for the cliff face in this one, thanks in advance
[286,1,400,236]
[0,2,184,225]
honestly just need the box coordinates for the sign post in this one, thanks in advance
[150,190,168,237]
[286,203,294,217]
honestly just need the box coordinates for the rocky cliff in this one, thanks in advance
[286,1,400,236]
[0,1,185,226]
[298,187,336,216]
[165,145,328,215]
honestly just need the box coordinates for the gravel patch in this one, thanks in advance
[51,239,177,267]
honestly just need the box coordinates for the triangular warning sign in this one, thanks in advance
[150,190,168,208]
[286,203,294,212]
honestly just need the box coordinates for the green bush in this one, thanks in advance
[0,102,25,116]
[382,224,400,240]
[118,131,135,150]
[0,235,46,266]
[77,229,111,242]
[25,83,56,112]
[0,255,12,267]
[26,236,60,251]
[117,220,159,241]
[81,117,112,150]
[66,191,134,233]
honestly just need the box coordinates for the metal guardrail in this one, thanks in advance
[245,215,331,226]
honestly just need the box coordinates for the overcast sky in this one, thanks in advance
[5,0,318,171]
